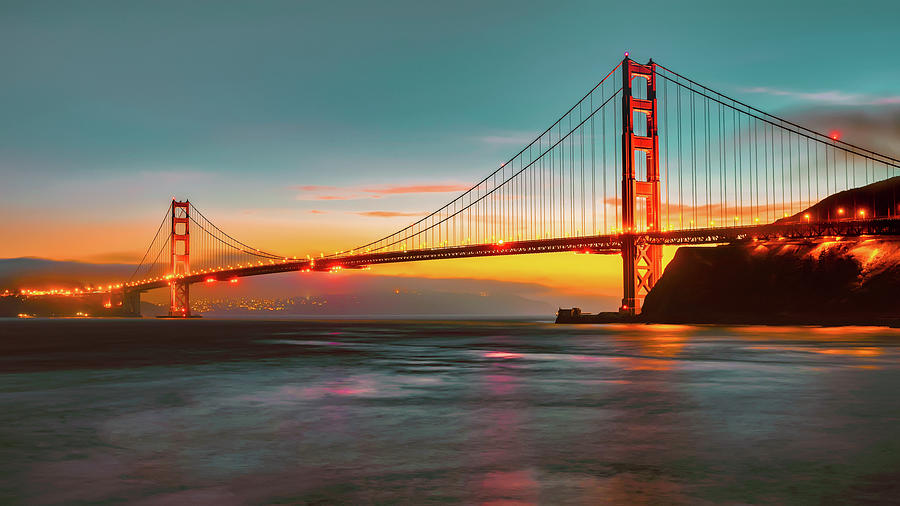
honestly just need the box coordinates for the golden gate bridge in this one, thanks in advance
[107,56,900,317]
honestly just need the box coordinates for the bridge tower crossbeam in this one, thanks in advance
[620,57,662,315]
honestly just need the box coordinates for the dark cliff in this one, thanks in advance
[641,240,900,325]
[642,175,900,325]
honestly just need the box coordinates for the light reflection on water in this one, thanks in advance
[0,319,899,504]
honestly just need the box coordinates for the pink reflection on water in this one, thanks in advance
[484,351,523,360]
[478,469,539,505]
[468,368,537,504]
[246,378,378,404]
[485,374,516,396]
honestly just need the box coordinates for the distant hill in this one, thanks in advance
[0,257,134,290]
[779,175,900,223]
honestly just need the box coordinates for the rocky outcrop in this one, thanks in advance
[641,175,900,325]
[641,240,900,325]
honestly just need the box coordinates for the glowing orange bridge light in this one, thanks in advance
[859,209,866,217]
[838,208,845,215]
[804,213,811,221]
[205,278,216,283]
[229,278,239,284]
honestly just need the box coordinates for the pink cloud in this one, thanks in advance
[356,211,426,218]
[362,184,470,195]
[315,195,356,201]
[293,185,337,192]
[294,182,468,201]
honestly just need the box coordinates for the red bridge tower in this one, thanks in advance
[620,57,662,315]
[169,199,192,317]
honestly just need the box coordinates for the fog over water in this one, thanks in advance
[1,319,898,504]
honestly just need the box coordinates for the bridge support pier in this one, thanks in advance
[621,237,662,314]
[168,282,191,317]
[620,57,662,315]
[123,290,142,317]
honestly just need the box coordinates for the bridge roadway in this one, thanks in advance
[125,217,900,294]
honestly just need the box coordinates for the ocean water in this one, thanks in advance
[0,318,898,504]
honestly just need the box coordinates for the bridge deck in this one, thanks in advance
[125,218,900,293]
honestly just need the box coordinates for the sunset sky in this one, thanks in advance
[2,0,899,303]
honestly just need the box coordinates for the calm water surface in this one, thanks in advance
[0,318,898,504]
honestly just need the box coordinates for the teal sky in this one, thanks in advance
[2,0,899,260]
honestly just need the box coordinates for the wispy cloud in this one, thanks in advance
[361,184,470,195]
[295,185,337,192]
[355,211,427,218]
[294,182,468,201]
[308,209,327,214]
[743,87,900,106]
[314,195,370,201]
[82,251,143,263]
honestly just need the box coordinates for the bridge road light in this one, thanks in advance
[859,209,866,218]
[804,213,811,222]
[838,208,845,217]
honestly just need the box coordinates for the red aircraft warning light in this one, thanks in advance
[830,130,841,141]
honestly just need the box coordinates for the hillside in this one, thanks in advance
[643,176,900,325]
[640,240,900,325]
[779,175,900,223]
